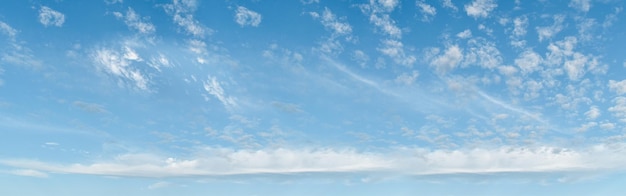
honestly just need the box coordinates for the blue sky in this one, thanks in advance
[2,0,626,195]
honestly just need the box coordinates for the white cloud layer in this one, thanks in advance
[3,144,626,179]
[235,6,262,27]
[39,6,65,27]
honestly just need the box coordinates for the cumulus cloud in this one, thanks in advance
[430,45,463,75]
[585,106,600,120]
[39,6,65,27]
[536,15,565,42]
[609,80,626,95]
[235,6,262,27]
[457,29,472,39]
[463,38,502,69]
[441,0,458,11]
[569,0,591,12]
[514,49,542,74]
[360,0,402,38]
[464,0,497,19]
[609,97,626,122]
[416,1,437,22]
[378,39,416,67]
[114,8,156,34]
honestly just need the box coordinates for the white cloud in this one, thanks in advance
[92,47,149,90]
[464,0,497,19]
[441,0,458,11]
[564,53,589,80]
[377,0,399,11]
[463,39,502,69]
[235,6,262,27]
[369,14,402,38]
[10,169,48,178]
[378,39,416,67]
[456,29,472,39]
[115,8,156,34]
[204,76,237,110]
[73,101,108,113]
[569,0,591,12]
[417,1,437,22]
[509,16,528,47]
[352,50,370,68]
[104,0,123,4]
[148,181,172,189]
[609,97,626,122]
[300,0,319,4]
[395,70,419,85]
[4,144,626,178]
[311,8,352,37]
[360,0,402,38]
[0,21,17,39]
[430,45,463,75]
[609,80,626,95]
[163,0,210,37]
[514,49,542,74]
[536,15,565,42]
[585,106,600,120]
[512,16,528,37]
[38,6,65,27]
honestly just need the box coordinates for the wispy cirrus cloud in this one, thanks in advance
[113,8,156,34]
[92,46,149,91]
[163,0,210,37]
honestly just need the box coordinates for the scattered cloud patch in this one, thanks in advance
[39,6,65,27]
[457,29,472,39]
[104,0,123,4]
[609,80,626,95]
[514,49,542,74]
[569,0,591,12]
[585,106,600,120]
[441,0,458,11]
[163,0,210,37]
[430,45,463,75]
[310,8,352,37]
[464,0,497,19]
[92,46,149,90]
[114,8,156,34]
[394,71,419,85]
[378,39,416,67]
[235,6,262,27]
[416,1,437,22]
[0,21,17,39]
[536,15,565,42]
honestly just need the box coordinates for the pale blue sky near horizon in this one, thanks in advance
[2,0,626,195]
